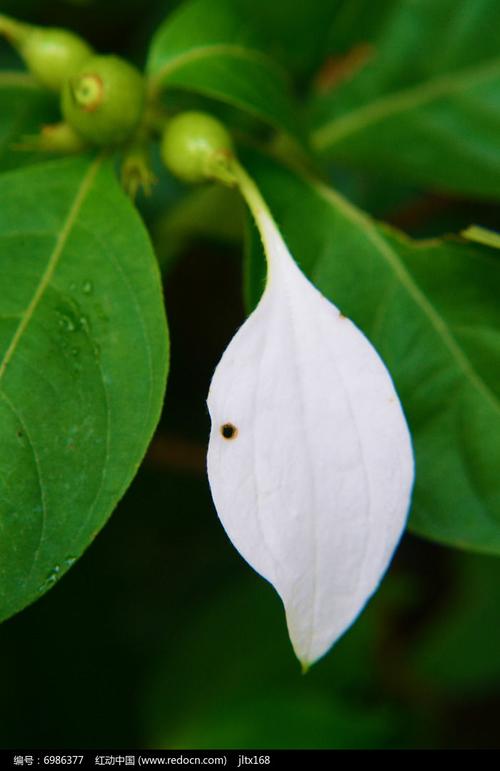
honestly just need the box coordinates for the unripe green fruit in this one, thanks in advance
[61,55,145,147]
[161,111,234,184]
[0,15,92,92]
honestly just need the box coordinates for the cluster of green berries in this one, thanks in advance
[0,14,234,186]
[0,15,145,147]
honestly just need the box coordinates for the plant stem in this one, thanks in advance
[0,14,30,46]
[205,146,288,284]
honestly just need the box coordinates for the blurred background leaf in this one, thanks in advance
[412,552,500,695]
[144,566,421,749]
[146,0,303,141]
[0,75,57,173]
[310,0,500,200]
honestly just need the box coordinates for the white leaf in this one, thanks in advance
[207,203,414,667]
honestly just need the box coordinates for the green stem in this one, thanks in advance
[210,156,280,275]
[230,160,273,235]
[461,225,500,250]
[0,14,31,47]
[121,138,156,199]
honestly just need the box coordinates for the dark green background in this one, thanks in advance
[1,0,499,749]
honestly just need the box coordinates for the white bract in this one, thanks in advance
[206,167,414,668]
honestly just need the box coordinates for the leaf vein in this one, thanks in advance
[0,157,102,385]
[149,43,280,94]
[0,389,46,584]
[313,57,500,150]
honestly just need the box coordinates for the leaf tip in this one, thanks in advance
[300,659,311,675]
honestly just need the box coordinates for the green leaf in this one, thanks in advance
[146,0,301,140]
[228,0,343,82]
[310,0,500,199]
[243,152,500,554]
[0,156,169,622]
[0,72,56,172]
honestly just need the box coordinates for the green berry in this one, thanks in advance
[0,15,93,92]
[61,55,145,147]
[161,111,234,184]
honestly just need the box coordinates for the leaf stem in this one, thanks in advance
[230,161,273,231]
[214,157,282,280]
[0,14,30,46]
[461,225,500,250]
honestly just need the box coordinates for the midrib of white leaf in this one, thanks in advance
[312,56,500,150]
[0,156,102,386]
[315,181,500,416]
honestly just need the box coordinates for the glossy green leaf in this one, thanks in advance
[244,152,500,553]
[228,0,343,82]
[311,0,500,199]
[0,72,56,172]
[146,0,301,140]
[0,156,169,622]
